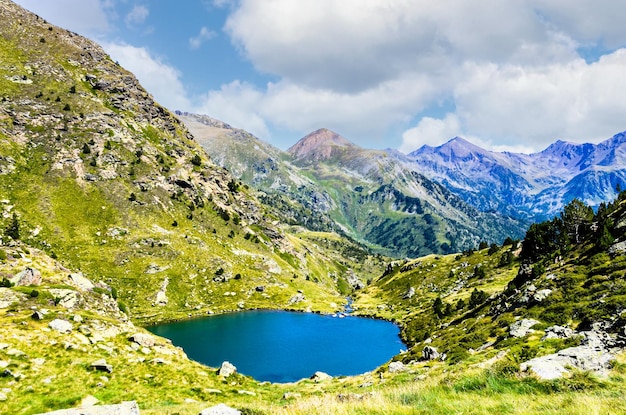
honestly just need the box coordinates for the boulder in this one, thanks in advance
[198,404,241,415]
[49,319,73,334]
[31,310,44,320]
[310,371,333,382]
[509,319,539,338]
[10,267,42,286]
[217,361,236,377]
[421,346,440,361]
[129,333,156,348]
[32,400,139,414]
[90,359,113,373]
[521,345,614,380]
[388,361,405,373]
[403,287,416,299]
[67,273,94,291]
[282,392,301,400]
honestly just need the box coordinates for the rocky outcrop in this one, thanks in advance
[521,346,613,380]
[509,319,539,338]
[542,325,575,340]
[522,325,618,379]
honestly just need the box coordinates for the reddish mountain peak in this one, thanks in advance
[287,128,356,160]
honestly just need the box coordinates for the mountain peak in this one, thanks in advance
[409,136,489,161]
[288,128,356,160]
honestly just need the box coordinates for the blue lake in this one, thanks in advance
[148,310,404,383]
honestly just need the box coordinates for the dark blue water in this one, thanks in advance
[148,310,403,383]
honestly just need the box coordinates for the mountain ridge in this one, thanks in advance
[407,131,626,220]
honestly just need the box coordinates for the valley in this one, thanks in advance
[1,1,626,414]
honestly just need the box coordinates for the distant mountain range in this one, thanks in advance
[181,112,626,257]
[181,113,527,257]
[407,133,626,221]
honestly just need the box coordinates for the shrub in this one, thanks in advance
[0,278,14,288]
[30,289,39,298]
[5,213,20,240]
[469,288,488,308]
[190,154,202,166]
[118,301,128,314]
[63,103,70,111]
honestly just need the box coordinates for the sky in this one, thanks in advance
[12,0,626,154]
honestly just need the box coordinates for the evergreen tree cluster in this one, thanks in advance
[521,191,625,262]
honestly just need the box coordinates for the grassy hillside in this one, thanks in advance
[0,0,387,325]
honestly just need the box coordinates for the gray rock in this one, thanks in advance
[129,333,156,347]
[49,319,73,334]
[198,404,241,415]
[90,359,113,373]
[288,293,306,305]
[218,361,236,377]
[32,310,44,320]
[32,400,139,414]
[421,346,440,361]
[403,287,416,299]
[521,345,614,380]
[388,361,405,373]
[509,319,539,337]
[282,392,301,400]
[310,371,333,382]
[542,325,575,340]
[533,289,552,302]
[49,289,80,309]
[10,267,42,286]
[67,273,94,291]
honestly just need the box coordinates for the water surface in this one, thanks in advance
[148,310,403,382]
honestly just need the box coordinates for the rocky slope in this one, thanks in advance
[183,114,527,258]
[407,134,626,221]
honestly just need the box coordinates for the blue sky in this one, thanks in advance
[13,0,626,153]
